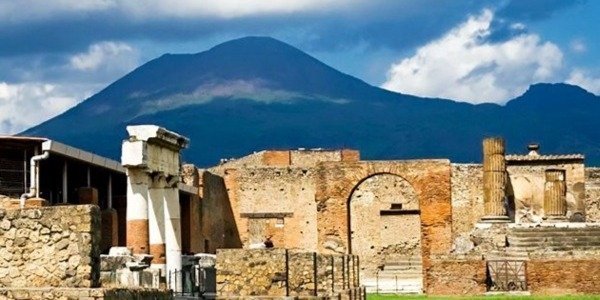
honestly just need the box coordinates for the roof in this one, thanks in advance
[42,140,125,173]
[505,154,584,163]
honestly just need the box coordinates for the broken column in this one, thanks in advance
[121,125,189,292]
[544,169,567,220]
[481,137,510,222]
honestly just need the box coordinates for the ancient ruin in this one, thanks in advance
[2,126,600,298]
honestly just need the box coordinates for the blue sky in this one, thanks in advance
[0,0,599,134]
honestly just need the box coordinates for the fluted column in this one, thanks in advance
[544,170,567,219]
[481,137,510,222]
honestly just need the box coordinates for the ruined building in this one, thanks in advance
[2,125,600,298]
[194,138,600,295]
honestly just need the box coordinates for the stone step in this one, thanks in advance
[382,266,422,272]
[510,227,600,234]
[377,273,423,279]
[508,237,600,245]
[509,232,600,238]
[363,278,422,294]
[507,245,600,252]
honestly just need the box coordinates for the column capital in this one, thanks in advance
[126,125,189,151]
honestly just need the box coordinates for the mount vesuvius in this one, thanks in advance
[22,37,600,166]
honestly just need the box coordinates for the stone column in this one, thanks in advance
[149,176,166,272]
[481,137,510,222]
[121,125,189,292]
[125,168,150,254]
[164,184,182,291]
[544,169,567,219]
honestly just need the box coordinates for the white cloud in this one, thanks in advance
[0,0,360,22]
[70,41,138,72]
[570,39,587,53]
[0,0,116,22]
[381,9,563,104]
[0,82,89,134]
[567,69,600,95]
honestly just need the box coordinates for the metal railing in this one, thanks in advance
[167,265,214,297]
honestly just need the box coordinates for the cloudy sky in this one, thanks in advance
[0,0,599,134]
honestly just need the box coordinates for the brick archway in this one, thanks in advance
[315,160,452,291]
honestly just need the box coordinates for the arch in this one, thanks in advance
[346,172,419,253]
[347,172,422,290]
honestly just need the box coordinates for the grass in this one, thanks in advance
[367,294,600,300]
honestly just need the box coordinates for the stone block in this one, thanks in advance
[78,187,99,205]
[101,208,119,253]
[25,198,49,208]
[340,149,360,162]
[263,150,291,166]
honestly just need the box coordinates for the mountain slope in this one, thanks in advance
[23,37,600,166]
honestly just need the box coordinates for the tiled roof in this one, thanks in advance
[505,154,584,162]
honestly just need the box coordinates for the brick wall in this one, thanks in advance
[528,259,600,294]
[425,257,486,295]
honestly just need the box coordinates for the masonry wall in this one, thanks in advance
[585,167,600,222]
[527,259,600,294]
[216,249,361,298]
[0,287,172,300]
[507,161,585,222]
[201,171,242,252]
[424,257,486,295]
[235,167,318,250]
[348,173,421,279]
[0,205,101,288]
[450,164,484,239]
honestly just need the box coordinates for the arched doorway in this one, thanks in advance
[348,173,422,293]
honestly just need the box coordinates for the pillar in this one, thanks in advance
[164,186,182,291]
[125,169,150,254]
[481,137,510,222]
[121,125,189,293]
[149,176,166,272]
[101,208,119,253]
[544,169,567,219]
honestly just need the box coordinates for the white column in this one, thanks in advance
[164,187,182,292]
[148,177,166,273]
[126,169,150,254]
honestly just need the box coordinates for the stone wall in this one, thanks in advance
[0,287,172,299]
[527,259,600,294]
[585,168,600,222]
[349,173,421,278]
[507,161,585,222]
[236,167,318,250]
[424,256,486,295]
[451,164,484,239]
[0,205,101,288]
[200,171,242,252]
[216,249,360,298]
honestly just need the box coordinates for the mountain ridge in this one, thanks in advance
[22,36,600,166]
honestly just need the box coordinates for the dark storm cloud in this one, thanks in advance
[0,1,495,57]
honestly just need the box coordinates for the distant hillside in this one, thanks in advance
[22,37,600,166]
